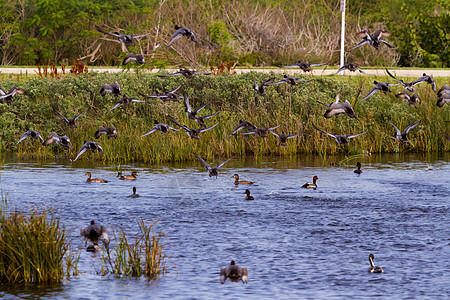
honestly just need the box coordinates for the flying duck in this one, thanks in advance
[100,82,121,97]
[158,68,211,79]
[140,121,179,137]
[95,126,117,139]
[0,86,25,104]
[229,120,257,137]
[350,29,394,51]
[332,63,365,75]
[317,93,357,118]
[16,130,44,145]
[368,254,384,273]
[193,153,232,178]
[138,85,183,102]
[361,81,399,101]
[72,141,103,162]
[80,220,109,246]
[167,25,197,46]
[436,85,450,107]
[386,68,417,93]
[269,75,312,86]
[313,125,366,144]
[96,26,152,44]
[269,130,303,148]
[253,78,275,96]
[42,132,71,148]
[280,61,327,72]
[110,95,145,111]
[54,108,88,128]
[220,261,248,284]
[395,92,420,108]
[388,120,420,143]
[122,53,145,65]
[183,93,219,127]
[411,73,436,92]
[168,116,218,140]
[238,125,281,138]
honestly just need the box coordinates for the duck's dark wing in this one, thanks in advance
[269,130,280,138]
[95,126,107,139]
[403,121,420,135]
[199,111,219,120]
[130,32,152,39]
[317,100,331,107]
[388,120,402,136]
[110,100,123,111]
[167,116,190,132]
[229,121,255,136]
[350,40,369,51]
[220,267,228,284]
[411,74,436,92]
[183,93,192,112]
[332,66,347,75]
[72,143,89,162]
[286,132,303,139]
[267,125,281,131]
[269,79,287,85]
[346,132,366,139]
[312,125,336,138]
[262,78,275,86]
[385,68,403,84]
[54,109,69,123]
[309,62,327,67]
[169,85,183,94]
[167,28,185,46]
[158,71,183,77]
[198,122,219,133]
[42,132,60,146]
[130,98,145,103]
[215,156,233,169]
[193,153,212,170]
[74,108,89,121]
[193,71,211,75]
[193,102,210,113]
[140,126,158,137]
[380,38,394,48]
[361,86,380,101]
[95,26,120,38]
[279,63,299,68]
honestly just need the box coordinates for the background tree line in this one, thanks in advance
[0,0,448,68]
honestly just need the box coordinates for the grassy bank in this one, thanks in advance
[0,70,448,163]
[0,195,78,283]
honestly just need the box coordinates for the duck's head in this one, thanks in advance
[312,175,319,183]
[230,260,236,265]
[356,162,361,168]
[133,187,137,193]
[85,172,91,176]
[90,220,95,225]
[131,171,138,176]
[232,174,239,179]
[244,189,251,195]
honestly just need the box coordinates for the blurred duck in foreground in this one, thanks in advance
[80,220,109,252]
[220,260,248,284]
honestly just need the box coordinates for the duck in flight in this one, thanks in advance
[388,120,420,143]
[183,93,219,127]
[395,92,420,108]
[42,132,71,148]
[72,141,103,162]
[269,130,303,148]
[411,73,436,92]
[193,153,233,178]
[317,93,357,119]
[96,26,152,44]
[280,61,327,72]
[168,116,218,140]
[0,86,25,104]
[313,125,366,144]
[95,126,117,139]
[158,68,211,79]
[110,95,145,111]
[16,130,43,145]
[269,75,312,86]
[138,85,183,102]
[122,53,145,65]
[229,120,257,137]
[167,25,197,46]
[361,81,399,101]
[350,29,394,51]
[100,82,121,97]
[54,108,88,128]
[332,63,365,75]
[253,78,275,96]
[140,121,179,137]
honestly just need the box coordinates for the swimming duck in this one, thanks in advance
[332,63,365,75]
[110,95,145,111]
[138,85,183,102]
[80,220,109,246]
[220,260,248,284]
[16,130,44,145]
[313,125,366,144]
[120,171,138,180]
[122,53,145,65]
[253,78,275,96]
[100,82,121,97]
[388,120,420,144]
[238,125,281,138]
[410,73,436,92]
[42,132,71,148]
[233,174,254,185]
[368,254,384,273]
[280,61,327,72]
[72,141,103,162]
[317,93,357,119]
[244,189,254,200]
[269,130,303,148]
[140,121,179,137]
[193,153,233,178]
[350,29,394,51]
[54,108,88,128]
[183,93,219,128]
[95,126,117,139]
[386,68,417,93]
[158,68,211,79]
[229,120,257,137]
[302,175,318,189]
[269,75,312,86]
[0,86,25,104]
[85,172,108,183]
[167,25,197,46]
[354,162,362,174]
[129,187,140,198]
[436,85,450,107]
[395,92,420,108]
[361,81,399,101]
[168,116,218,140]
[95,26,152,44]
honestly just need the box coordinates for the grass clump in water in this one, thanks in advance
[101,218,171,279]
[0,195,79,284]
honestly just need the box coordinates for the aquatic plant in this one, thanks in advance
[1,71,448,163]
[101,218,170,279]
[0,195,79,283]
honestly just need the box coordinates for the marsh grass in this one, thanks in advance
[101,218,170,279]
[1,71,448,163]
[0,195,79,284]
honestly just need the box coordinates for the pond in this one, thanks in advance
[0,152,449,299]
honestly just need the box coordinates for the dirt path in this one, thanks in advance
[1,67,449,77]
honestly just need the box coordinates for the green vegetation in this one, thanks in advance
[0,195,78,283]
[101,218,170,279]
[0,70,448,163]
[0,0,448,67]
